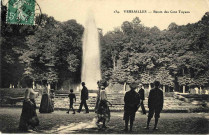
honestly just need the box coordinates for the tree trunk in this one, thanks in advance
[173,75,179,92]
[163,85,166,96]
[32,81,35,89]
[47,83,51,94]
[17,81,20,88]
[113,55,116,70]
[77,85,80,92]
[200,86,202,94]
[148,83,151,91]
[183,85,185,93]
[123,82,127,94]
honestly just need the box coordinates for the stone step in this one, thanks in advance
[2,90,201,112]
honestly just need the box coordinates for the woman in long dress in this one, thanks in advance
[96,85,112,129]
[39,85,54,113]
[19,85,39,131]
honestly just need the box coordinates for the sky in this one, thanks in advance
[2,0,209,33]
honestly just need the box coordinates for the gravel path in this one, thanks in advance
[0,107,208,134]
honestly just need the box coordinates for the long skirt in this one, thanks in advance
[95,98,99,113]
[97,100,110,123]
[39,94,54,113]
[19,99,39,131]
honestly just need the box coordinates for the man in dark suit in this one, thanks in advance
[77,82,89,113]
[138,83,146,114]
[145,81,164,130]
[123,83,140,132]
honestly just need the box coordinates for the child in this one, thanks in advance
[67,89,76,114]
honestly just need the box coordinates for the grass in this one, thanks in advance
[0,107,208,134]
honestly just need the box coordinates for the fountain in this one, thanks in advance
[81,12,101,90]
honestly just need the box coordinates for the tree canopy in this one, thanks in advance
[1,3,209,91]
[101,15,209,90]
[1,5,84,88]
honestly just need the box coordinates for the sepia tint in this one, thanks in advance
[0,0,209,134]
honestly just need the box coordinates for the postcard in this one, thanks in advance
[0,0,209,134]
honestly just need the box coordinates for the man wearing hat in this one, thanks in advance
[145,81,164,130]
[123,83,140,132]
[138,83,146,114]
[77,82,89,113]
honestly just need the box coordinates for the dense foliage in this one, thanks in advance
[101,15,209,91]
[1,4,84,88]
[1,2,209,91]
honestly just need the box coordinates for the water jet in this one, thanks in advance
[81,12,101,90]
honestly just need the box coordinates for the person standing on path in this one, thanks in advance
[19,80,39,132]
[96,85,112,129]
[123,83,140,132]
[39,83,54,113]
[145,81,164,130]
[138,83,146,115]
[77,82,89,113]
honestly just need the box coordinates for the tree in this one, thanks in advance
[103,13,209,92]
[19,16,84,88]
[1,5,35,87]
[101,29,124,70]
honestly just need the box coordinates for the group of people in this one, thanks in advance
[18,80,164,132]
[66,82,89,114]
[123,81,164,132]
[66,80,164,131]
[65,81,112,129]
[19,82,55,132]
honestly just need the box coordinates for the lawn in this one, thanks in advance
[0,107,208,134]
